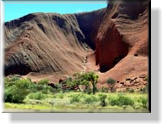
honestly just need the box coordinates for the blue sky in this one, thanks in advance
[4,1,107,22]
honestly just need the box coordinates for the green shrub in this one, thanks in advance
[54,83,63,92]
[76,72,99,94]
[4,76,20,88]
[34,84,53,94]
[4,78,33,103]
[69,94,81,103]
[38,79,49,85]
[107,78,116,91]
[4,77,55,103]
[63,72,99,94]
[107,78,116,85]
[98,94,107,107]
[118,94,134,106]
[108,94,134,106]
[26,92,47,100]
[108,96,118,106]
[126,88,135,93]
[4,86,25,103]
[84,95,97,104]
[64,77,75,89]
[138,97,148,109]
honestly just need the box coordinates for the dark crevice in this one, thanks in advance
[99,54,127,73]
[112,12,119,19]
[37,23,46,33]
[5,64,32,76]
[134,53,138,56]
[52,16,66,29]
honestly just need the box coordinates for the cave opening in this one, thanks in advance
[5,64,32,76]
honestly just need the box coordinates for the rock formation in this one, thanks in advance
[4,0,150,86]
[96,0,150,85]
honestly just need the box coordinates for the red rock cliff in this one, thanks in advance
[4,0,150,83]
[95,0,150,83]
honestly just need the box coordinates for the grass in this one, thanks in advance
[4,92,149,112]
[4,102,148,113]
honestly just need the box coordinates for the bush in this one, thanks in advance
[4,86,26,103]
[108,94,134,106]
[118,94,134,106]
[64,77,76,90]
[4,76,20,88]
[4,77,55,103]
[4,78,33,103]
[107,78,116,91]
[84,95,97,104]
[26,92,47,100]
[38,79,49,85]
[34,84,53,94]
[62,72,99,94]
[76,72,99,94]
[69,94,81,103]
[54,83,63,92]
[126,88,135,93]
[107,78,116,85]
[108,96,118,106]
[138,97,148,109]
[98,94,107,107]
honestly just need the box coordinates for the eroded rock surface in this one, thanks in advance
[4,0,150,87]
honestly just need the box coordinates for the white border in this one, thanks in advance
[0,1,152,115]
[1,0,167,128]
[0,0,4,113]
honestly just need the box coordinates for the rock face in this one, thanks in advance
[96,0,150,83]
[4,10,104,76]
[4,0,150,85]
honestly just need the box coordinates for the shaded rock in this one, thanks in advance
[131,77,137,81]
[120,82,124,85]
[126,78,131,81]
[135,78,143,83]
[139,74,146,78]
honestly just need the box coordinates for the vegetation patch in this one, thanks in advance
[4,74,149,112]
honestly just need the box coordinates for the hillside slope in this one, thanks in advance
[4,0,150,86]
